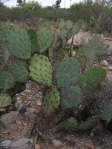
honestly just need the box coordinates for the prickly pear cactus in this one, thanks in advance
[10,64,28,83]
[67,30,73,40]
[29,54,52,86]
[58,117,78,132]
[81,67,106,85]
[59,20,65,30]
[37,26,54,53]
[0,93,11,108]
[101,103,112,123]
[72,23,80,34]
[81,67,106,96]
[43,87,60,112]
[75,48,87,67]
[60,28,68,38]
[78,116,99,131]
[61,85,83,109]
[6,26,31,59]
[27,29,38,54]
[65,20,74,30]
[56,58,80,88]
[0,72,15,90]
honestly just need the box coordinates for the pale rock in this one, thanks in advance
[10,138,32,149]
[0,111,18,125]
[52,139,63,148]
[100,60,108,67]
[0,140,12,149]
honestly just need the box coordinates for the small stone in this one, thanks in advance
[24,107,35,119]
[100,60,108,67]
[24,89,31,93]
[0,140,12,149]
[10,138,32,149]
[52,139,63,148]
[0,111,18,125]
[35,144,40,149]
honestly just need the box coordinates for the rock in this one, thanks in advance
[24,107,35,119]
[10,138,32,149]
[100,60,108,67]
[0,111,18,125]
[0,140,12,149]
[52,139,63,148]
[35,144,40,149]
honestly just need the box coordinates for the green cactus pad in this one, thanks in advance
[75,48,87,67]
[27,29,38,54]
[58,117,78,132]
[43,87,60,112]
[59,20,65,29]
[81,67,106,96]
[37,26,54,53]
[29,54,52,86]
[62,38,67,48]
[61,85,83,109]
[65,20,74,30]
[0,72,15,90]
[67,30,73,40]
[60,28,68,38]
[6,26,31,59]
[56,58,80,88]
[10,64,28,83]
[78,116,99,131]
[0,93,12,108]
[72,24,80,34]
[81,67,106,85]
[101,103,112,123]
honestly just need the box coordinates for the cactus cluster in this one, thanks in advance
[0,20,109,133]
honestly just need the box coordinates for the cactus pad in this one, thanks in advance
[56,58,80,88]
[29,54,52,86]
[6,26,31,59]
[58,117,78,132]
[78,116,99,131]
[0,93,11,108]
[59,20,65,30]
[81,67,106,85]
[60,28,68,38]
[0,72,15,90]
[61,85,83,109]
[101,103,112,123]
[65,20,74,30]
[43,87,60,112]
[27,29,38,54]
[72,24,80,34]
[81,67,106,96]
[37,26,54,53]
[10,64,28,83]
[75,48,87,67]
